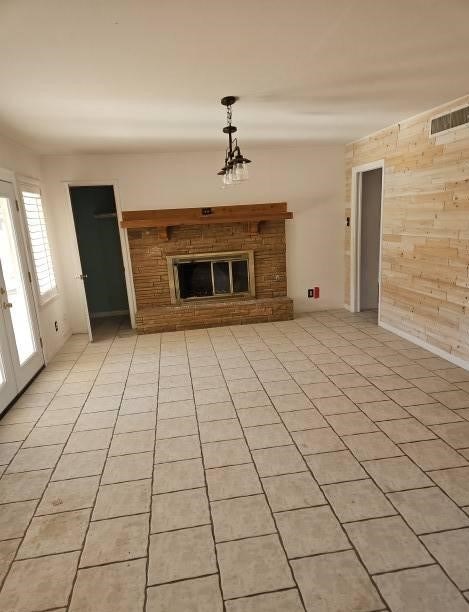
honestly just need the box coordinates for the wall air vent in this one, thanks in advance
[431,105,469,135]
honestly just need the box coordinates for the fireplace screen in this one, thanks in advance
[167,251,255,303]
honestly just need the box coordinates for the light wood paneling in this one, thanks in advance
[345,95,469,363]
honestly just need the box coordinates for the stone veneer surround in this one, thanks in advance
[128,220,293,333]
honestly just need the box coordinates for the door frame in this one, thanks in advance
[0,170,45,354]
[350,160,385,320]
[64,180,136,339]
[0,169,45,405]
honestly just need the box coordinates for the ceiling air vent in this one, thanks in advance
[431,105,469,135]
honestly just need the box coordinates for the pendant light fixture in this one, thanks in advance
[217,96,251,187]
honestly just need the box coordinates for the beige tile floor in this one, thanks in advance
[1,310,469,611]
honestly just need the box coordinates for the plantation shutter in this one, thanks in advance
[21,185,57,301]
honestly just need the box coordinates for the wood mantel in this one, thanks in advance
[120,202,293,237]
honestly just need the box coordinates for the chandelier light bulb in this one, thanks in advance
[239,162,249,181]
[232,164,242,181]
[229,168,239,185]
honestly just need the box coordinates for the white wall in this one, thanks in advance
[41,144,345,333]
[0,134,71,360]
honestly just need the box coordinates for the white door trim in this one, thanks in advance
[16,175,59,349]
[350,160,385,321]
[63,183,93,340]
[63,181,137,338]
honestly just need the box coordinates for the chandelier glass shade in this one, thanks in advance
[217,96,251,187]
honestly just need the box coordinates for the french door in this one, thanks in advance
[0,179,44,415]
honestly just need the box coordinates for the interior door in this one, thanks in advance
[359,168,382,311]
[68,185,130,342]
[0,179,44,414]
[68,187,93,342]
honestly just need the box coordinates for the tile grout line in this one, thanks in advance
[184,331,228,612]
[63,333,137,610]
[1,312,469,608]
[314,315,469,587]
[249,326,392,610]
[292,327,469,503]
[286,318,432,609]
[143,331,162,611]
[255,316,469,603]
[208,324,308,612]
[296,312,469,601]
[0,338,99,593]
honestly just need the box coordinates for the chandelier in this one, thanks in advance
[217,96,251,186]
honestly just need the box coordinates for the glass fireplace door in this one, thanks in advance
[174,255,251,301]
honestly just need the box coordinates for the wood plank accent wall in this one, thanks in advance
[345,95,469,363]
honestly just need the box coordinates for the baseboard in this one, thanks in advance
[90,310,129,319]
[379,320,469,372]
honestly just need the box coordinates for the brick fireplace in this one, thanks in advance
[122,203,294,333]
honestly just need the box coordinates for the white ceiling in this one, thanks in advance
[1,0,469,154]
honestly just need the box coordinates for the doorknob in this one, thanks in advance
[80,274,88,280]
[2,302,13,309]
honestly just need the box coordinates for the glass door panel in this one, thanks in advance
[213,261,230,294]
[0,273,18,413]
[0,196,36,363]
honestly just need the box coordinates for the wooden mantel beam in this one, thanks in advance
[120,202,293,231]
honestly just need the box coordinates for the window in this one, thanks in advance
[20,186,57,303]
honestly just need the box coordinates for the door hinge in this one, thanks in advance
[39,337,43,348]
[15,199,19,211]
[28,271,32,283]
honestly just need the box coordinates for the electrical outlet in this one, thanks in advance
[308,289,314,298]
[54,321,58,332]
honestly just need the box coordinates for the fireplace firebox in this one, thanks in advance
[167,251,255,303]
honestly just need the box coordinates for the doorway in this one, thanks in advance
[350,162,384,314]
[0,179,44,415]
[69,186,130,339]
